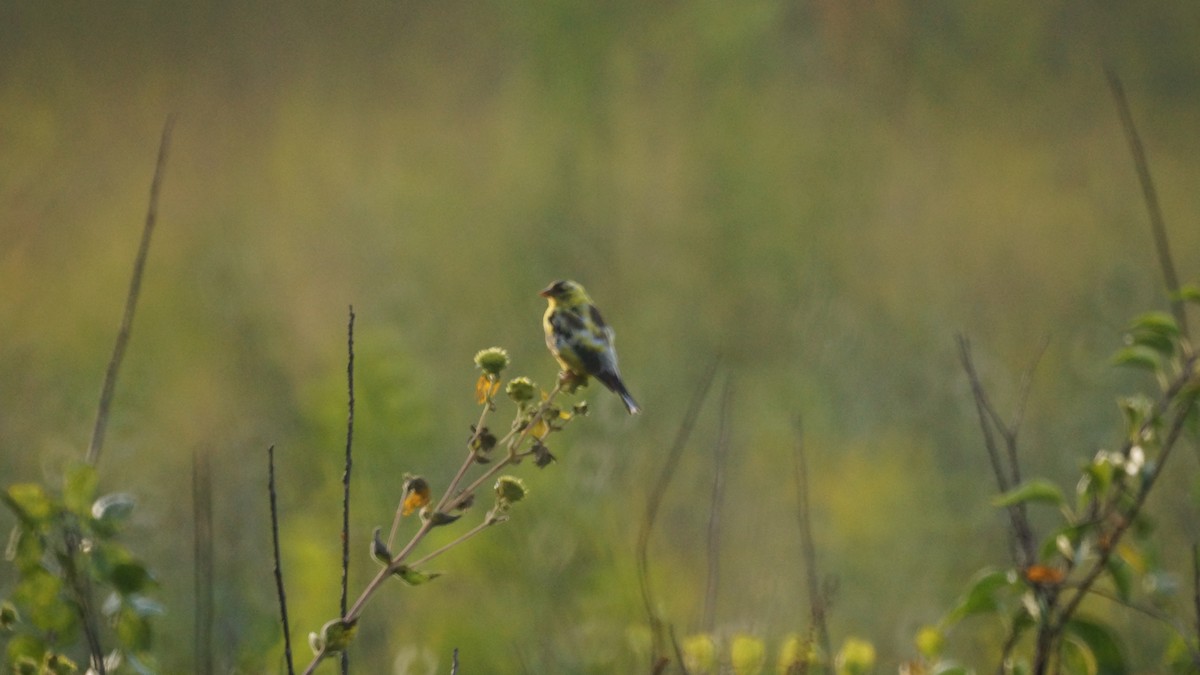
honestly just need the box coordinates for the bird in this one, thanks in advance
[539,279,641,415]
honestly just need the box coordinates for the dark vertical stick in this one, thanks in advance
[702,378,733,632]
[340,307,356,675]
[87,115,175,466]
[791,416,831,664]
[268,445,295,675]
[636,357,719,669]
[1105,67,1189,338]
[956,336,1038,568]
[62,531,105,674]
[193,448,214,675]
[450,648,459,675]
[1193,544,1200,664]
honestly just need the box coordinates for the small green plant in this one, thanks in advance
[296,346,590,673]
[924,304,1200,675]
[2,463,161,673]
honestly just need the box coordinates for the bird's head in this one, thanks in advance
[539,279,591,307]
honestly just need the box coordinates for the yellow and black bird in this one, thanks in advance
[539,279,641,415]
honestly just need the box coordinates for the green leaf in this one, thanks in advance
[319,618,358,653]
[63,463,98,516]
[945,569,1015,624]
[1110,345,1161,371]
[1064,617,1126,675]
[392,564,442,586]
[993,479,1065,508]
[12,568,77,638]
[1118,311,1182,362]
[92,542,154,594]
[371,527,391,564]
[7,525,47,573]
[1129,311,1180,337]
[4,634,46,665]
[1173,283,1200,304]
[115,604,154,651]
[3,484,57,526]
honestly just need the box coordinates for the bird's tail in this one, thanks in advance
[618,389,642,415]
[596,370,641,415]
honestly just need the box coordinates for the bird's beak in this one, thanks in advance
[538,285,554,298]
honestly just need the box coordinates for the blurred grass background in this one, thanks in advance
[2,2,1199,672]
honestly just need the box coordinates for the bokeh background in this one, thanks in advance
[3,2,1199,672]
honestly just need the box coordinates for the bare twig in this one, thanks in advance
[87,115,175,466]
[1193,544,1200,668]
[637,357,720,669]
[1006,338,1050,487]
[193,448,214,675]
[791,415,831,664]
[269,445,296,675]
[451,648,459,675]
[62,530,106,674]
[702,378,733,632]
[1105,67,1188,339]
[340,307,355,675]
[956,336,1038,568]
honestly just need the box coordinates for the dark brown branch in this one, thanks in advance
[1105,67,1189,339]
[193,448,214,675]
[702,378,733,632]
[637,357,719,670]
[87,115,175,466]
[269,445,296,675]
[340,307,355,675]
[791,415,832,664]
[1193,544,1200,669]
[63,529,106,674]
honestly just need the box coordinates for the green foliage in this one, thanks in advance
[930,302,1200,674]
[1,463,159,671]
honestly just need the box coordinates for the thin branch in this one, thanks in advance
[702,377,733,632]
[1006,338,1050,488]
[408,517,496,568]
[1193,544,1200,669]
[451,648,459,675]
[62,530,105,674]
[336,386,565,627]
[301,374,572,675]
[269,445,296,675]
[87,115,175,466]
[339,307,355,675]
[193,447,214,675]
[791,415,831,664]
[1104,67,1188,339]
[636,357,720,668]
[957,336,1038,568]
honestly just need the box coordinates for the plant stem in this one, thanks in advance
[409,518,497,568]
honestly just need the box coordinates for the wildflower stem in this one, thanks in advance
[447,383,562,510]
[302,377,568,675]
[408,518,496,569]
[433,401,495,515]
